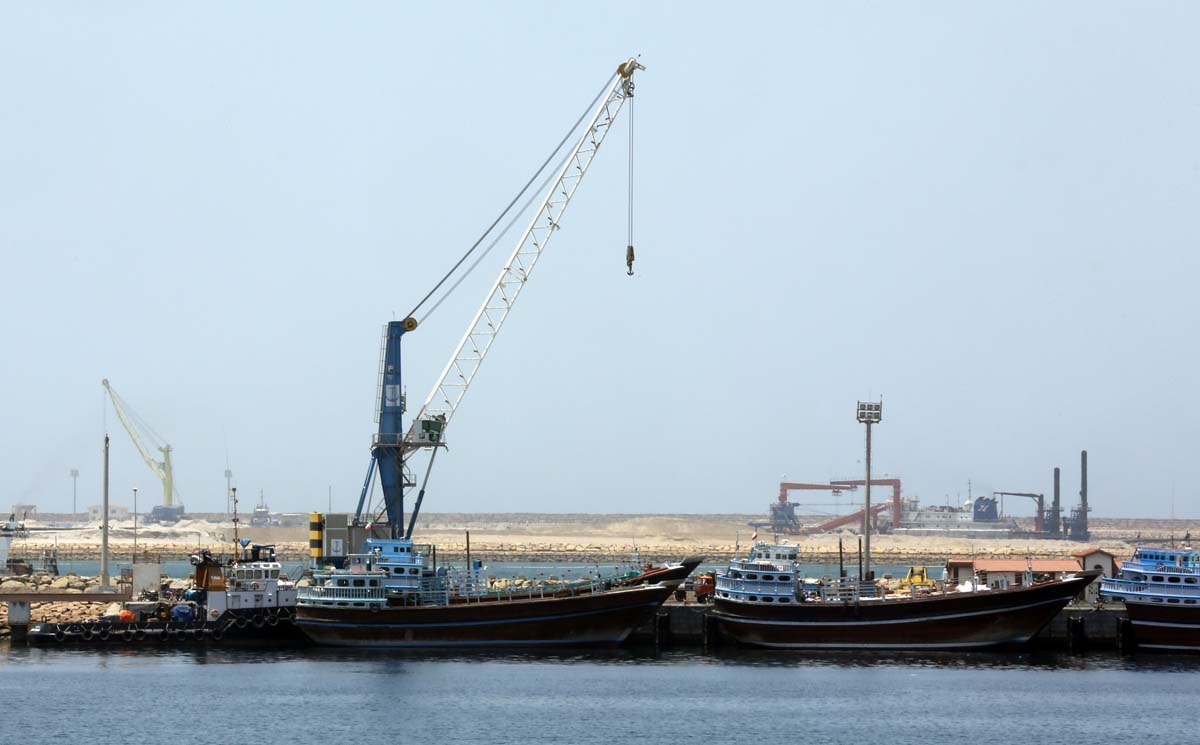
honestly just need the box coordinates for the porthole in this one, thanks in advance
[749,596,758,602]
[763,597,774,603]
[778,597,790,603]
[1168,577,1180,583]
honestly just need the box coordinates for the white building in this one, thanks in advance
[88,504,130,521]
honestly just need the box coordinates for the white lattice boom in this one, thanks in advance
[403,57,643,449]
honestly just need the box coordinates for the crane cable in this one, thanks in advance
[626,91,635,276]
[404,74,617,323]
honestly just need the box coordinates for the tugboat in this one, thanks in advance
[1100,546,1200,651]
[27,544,302,645]
[710,542,1098,650]
[295,537,698,647]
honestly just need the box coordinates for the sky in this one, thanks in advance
[2,2,1198,520]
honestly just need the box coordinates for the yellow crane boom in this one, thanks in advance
[101,379,176,509]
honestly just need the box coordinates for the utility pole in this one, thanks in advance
[101,434,110,589]
[69,468,79,516]
[856,400,882,581]
[132,487,138,563]
[225,467,234,517]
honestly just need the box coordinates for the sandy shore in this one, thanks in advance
[12,513,1194,565]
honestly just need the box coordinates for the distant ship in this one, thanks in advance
[710,542,1097,650]
[1100,546,1200,652]
[889,496,1020,539]
[294,537,700,648]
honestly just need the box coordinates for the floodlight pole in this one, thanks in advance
[70,468,79,516]
[856,401,882,581]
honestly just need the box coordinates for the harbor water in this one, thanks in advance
[1,645,1196,745]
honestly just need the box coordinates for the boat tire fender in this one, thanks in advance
[96,626,110,641]
[54,628,66,642]
[266,613,278,626]
[210,626,224,642]
[235,616,249,629]
[253,615,266,629]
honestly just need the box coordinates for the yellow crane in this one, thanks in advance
[102,379,184,523]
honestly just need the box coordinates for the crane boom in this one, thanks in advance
[360,57,644,540]
[407,57,643,439]
[102,378,175,508]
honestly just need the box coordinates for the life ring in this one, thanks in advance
[209,609,221,620]
[80,626,93,641]
[96,626,110,641]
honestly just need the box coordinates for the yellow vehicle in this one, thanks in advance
[897,566,938,594]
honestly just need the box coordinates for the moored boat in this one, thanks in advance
[27,544,303,646]
[294,537,696,647]
[1099,546,1200,651]
[711,542,1099,650]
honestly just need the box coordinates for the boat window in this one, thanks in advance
[1168,598,1180,603]
[393,567,404,575]
[778,576,791,581]
[337,579,349,587]
[271,569,279,579]
[1152,576,1164,582]
[353,579,365,588]
[748,596,758,602]
[1186,578,1197,584]
[746,574,758,580]
[778,597,790,603]
[1168,576,1180,583]
[369,580,377,587]
[730,571,741,579]
[410,568,419,575]
[763,597,773,603]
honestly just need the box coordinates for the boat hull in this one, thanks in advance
[1123,601,1200,652]
[295,582,678,648]
[712,571,1099,650]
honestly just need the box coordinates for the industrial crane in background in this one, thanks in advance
[993,491,1046,533]
[353,57,645,539]
[102,378,185,524]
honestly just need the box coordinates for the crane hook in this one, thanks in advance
[626,245,635,276]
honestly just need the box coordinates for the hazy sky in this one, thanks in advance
[2,3,1197,521]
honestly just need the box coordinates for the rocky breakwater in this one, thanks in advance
[0,573,131,640]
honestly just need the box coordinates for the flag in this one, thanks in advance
[751,529,758,542]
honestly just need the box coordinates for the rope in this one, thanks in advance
[418,143,576,324]
[404,72,618,322]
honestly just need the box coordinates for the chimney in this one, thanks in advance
[1049,466,1062,536]
[1079,450,1089,537]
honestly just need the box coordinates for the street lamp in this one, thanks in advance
[856,400,882,580]
[69,468,79,516]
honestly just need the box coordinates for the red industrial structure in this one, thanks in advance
[830,479,903,530]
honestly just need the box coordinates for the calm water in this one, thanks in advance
[1,644,1196,744]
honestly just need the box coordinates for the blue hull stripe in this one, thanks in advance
[714,594,1068,627]
[296,599,660,630]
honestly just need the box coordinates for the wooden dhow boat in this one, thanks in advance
[1100,546,1200,652]
[295,537,700,647]
[710,542,1098,650]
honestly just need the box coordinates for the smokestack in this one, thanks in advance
[1050,467,1062,536]
[1080,450,1089,537]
